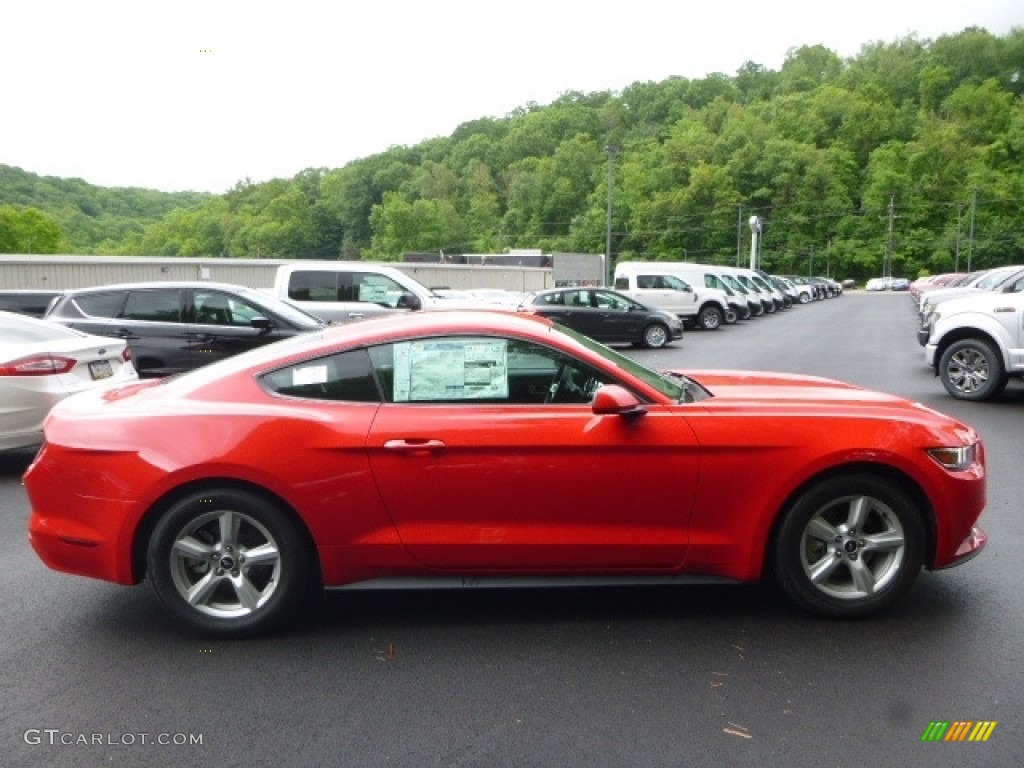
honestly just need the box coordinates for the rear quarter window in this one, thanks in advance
[262,348,380,402]
[72,291,128,318]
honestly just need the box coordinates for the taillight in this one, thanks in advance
[122,347,132,362]
[0,354,76,376]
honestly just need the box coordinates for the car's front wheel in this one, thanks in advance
[773,472,925,618]
[642,323,670,348]
[698,306,723,330]
[147,488,312,637]
[938,338,1007,401]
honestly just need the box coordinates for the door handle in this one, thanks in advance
[383,438,446,453]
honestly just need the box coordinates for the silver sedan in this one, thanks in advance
[0,310,138,450]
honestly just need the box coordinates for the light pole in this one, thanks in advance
[605,145,618,286]
[748,216,761,270]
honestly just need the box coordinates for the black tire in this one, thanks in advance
[938,338,1007,401]
[147,488,312,637]
[698,305,723,330]
[799,292,811,305]
[642,323,670,348]
[772,472,925,618]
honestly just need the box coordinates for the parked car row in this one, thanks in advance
[0,262,844,449]
[864,277,910,292]
[913,266,1024,401]
[514,266,843,350]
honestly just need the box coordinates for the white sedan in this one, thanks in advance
[0,311,138,451]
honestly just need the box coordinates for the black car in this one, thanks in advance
[519,287,684,348]
[0,289,64,317]
[44,281,325,377]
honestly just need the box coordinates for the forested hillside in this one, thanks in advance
[2,27,1022,281]
[0,165,205,254]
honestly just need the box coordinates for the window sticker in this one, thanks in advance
[358,283,391,303]
[292,364,328,386]
[393,339,509,401]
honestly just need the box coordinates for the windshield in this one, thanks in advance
[975,268,1019,291]
[720,274,747,294]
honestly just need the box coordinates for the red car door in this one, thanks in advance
[364,336,698,570]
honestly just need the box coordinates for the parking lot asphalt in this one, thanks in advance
[1,291,1020,768]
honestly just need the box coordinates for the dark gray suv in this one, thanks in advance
[45,282,325,377]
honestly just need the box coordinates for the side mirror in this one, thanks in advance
[592,385,647,417]
[251,316,273,333]
[397,292,422,311]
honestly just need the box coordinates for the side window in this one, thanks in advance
[195,291,266,327]
[539,292,565,306]
[662,275,690,291]
[565,290,590,307]
[594,291,628,310]
[367,336,613,405]
[261,348,379,402]
[636,275,656,289]
[288,271,338,302]
[353,273,407,307]
[73,291,126,318]
[123,289,182,322]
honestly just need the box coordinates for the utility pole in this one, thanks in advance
[736,203,744,266]
[885,193,896,279]
[604,146,618,286]
[967,187,977,272]
[748,216,761,270]
[955,203,962,272]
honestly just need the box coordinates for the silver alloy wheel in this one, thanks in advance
[945,346,991,396]
[699,307,722,330]
[168,508,282,618]
[799,494,906,600]
[643,324,668,348]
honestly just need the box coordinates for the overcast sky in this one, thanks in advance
[3,0,1020,194]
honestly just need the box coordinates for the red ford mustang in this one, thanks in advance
[25,311,987,636]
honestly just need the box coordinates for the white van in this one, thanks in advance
[627,262,757,321]
[717,266,782,314]
[272,262,488,323]
[612,262,734,330]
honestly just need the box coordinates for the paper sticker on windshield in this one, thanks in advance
[393,339,508,401]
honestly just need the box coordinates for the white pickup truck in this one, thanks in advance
[925,289,1024,401]
[273,262,482,323]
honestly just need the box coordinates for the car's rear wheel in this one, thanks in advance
[147,488,311,637]
[938,338,1007,401]
[642,323,670,348]
[773,472,925,618]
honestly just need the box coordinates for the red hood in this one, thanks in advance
[673,369,910,406]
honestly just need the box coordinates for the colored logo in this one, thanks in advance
[921,721,997,742]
